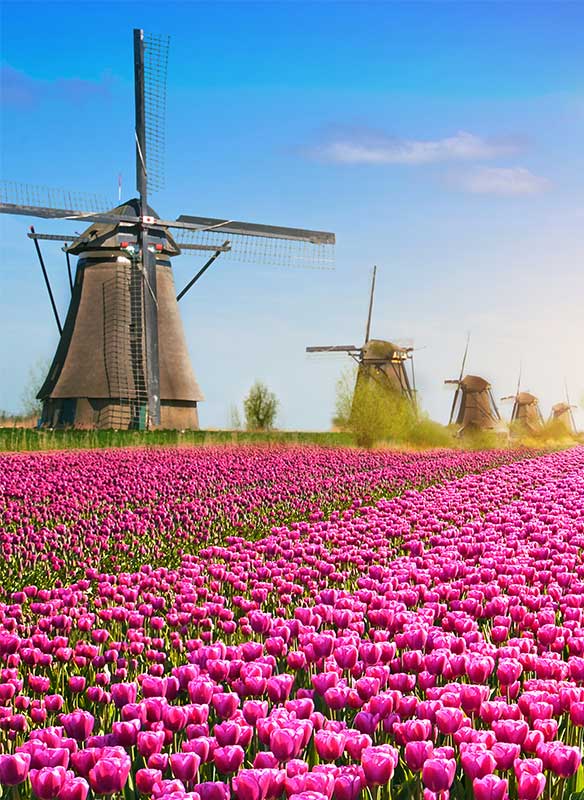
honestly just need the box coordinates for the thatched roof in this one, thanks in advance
[461,375,490,392]
[517,391,538,406]
[362,339,408,361]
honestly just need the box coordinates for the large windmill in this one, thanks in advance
[1,29,335,430]
[501,366,544,434]
[445,337,503,434]
[306,266,417,409]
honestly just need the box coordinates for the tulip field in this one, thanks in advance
[2,445,584,800]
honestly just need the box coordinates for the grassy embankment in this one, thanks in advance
[0,427,355,452]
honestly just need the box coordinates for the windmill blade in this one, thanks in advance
[175,215,335,269]
[564,380,578,433]
[1,203,139,226]
[28,231,76,243]
[0,182,116,222]
[364,265,377,344]
[306,345,358,353]
[459,332,470,382]
[134,29,169,198]
[516,359,522,397]
[446,334,470,425]
[489,388,502,420]
[448,385,461,426]
[411,349,417,403]
[176,215,335,244]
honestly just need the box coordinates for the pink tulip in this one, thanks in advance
[314,730,346,761]
[361,746,398,787]
[491,743,521,771]
[214,745,245,774]
[137,730,165,758]
[333,770,363,800]
[197,781,231,800]
[135,768,163,795]
[232,769,272,800]
[57,778,90,800]
[30,766,67,800]
[59,711,94,742]
[170,752,201,782]
[0,752,31,786]
[517,772,546,800]
[404,741,433,773]
[422,758,456,793]
[88,754,131,795]
[473,775,508,800]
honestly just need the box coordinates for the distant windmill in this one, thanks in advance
[501,364,544,433]
[445,336,503,434]
[549,382,577,434]
[306,266,417,408]
[1,29,335,430]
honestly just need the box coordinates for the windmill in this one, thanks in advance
[501,365,544,434]
[306,266,417,409]
[445,336,503,434]
[1,29,335,430]
[549,382,577,434]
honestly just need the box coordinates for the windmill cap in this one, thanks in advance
[362,339,409,361]
[461,375,491,391]
[552,402,572,413]
[67,197,180,256]
[517,391,538,405]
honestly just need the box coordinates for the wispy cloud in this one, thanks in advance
[306,129,523,165]
[1,65,113,110]
[456,166,550,196]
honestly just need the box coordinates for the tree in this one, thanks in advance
[244,381,279,431]
[228,403,243,430]
[20,358,49,419]
[333,366,419,447]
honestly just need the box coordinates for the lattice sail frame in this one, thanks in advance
[176,227,335,269]
[143,32,169,194]
[0,182,112,215]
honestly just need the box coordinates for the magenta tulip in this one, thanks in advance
[473,775,509,800]
[0,753,31,786]
[88,754,131,795]
[30,766,67,800]
[361,746,398,787]
[422,758,456,793]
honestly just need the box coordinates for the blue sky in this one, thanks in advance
[1,0,583,430]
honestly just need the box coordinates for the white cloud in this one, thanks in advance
[310,130,522,165]
[456,166,550,196]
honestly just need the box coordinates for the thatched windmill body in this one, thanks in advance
[306,266,417,410]
[550,402,577,434]
[504,391,544,433]
[1,30,335,430]
[445,338,503,434]
[501,366,543,434]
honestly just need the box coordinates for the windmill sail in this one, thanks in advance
[448,334,470,425]
[364,266,377,344]
[175,220,335,269]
